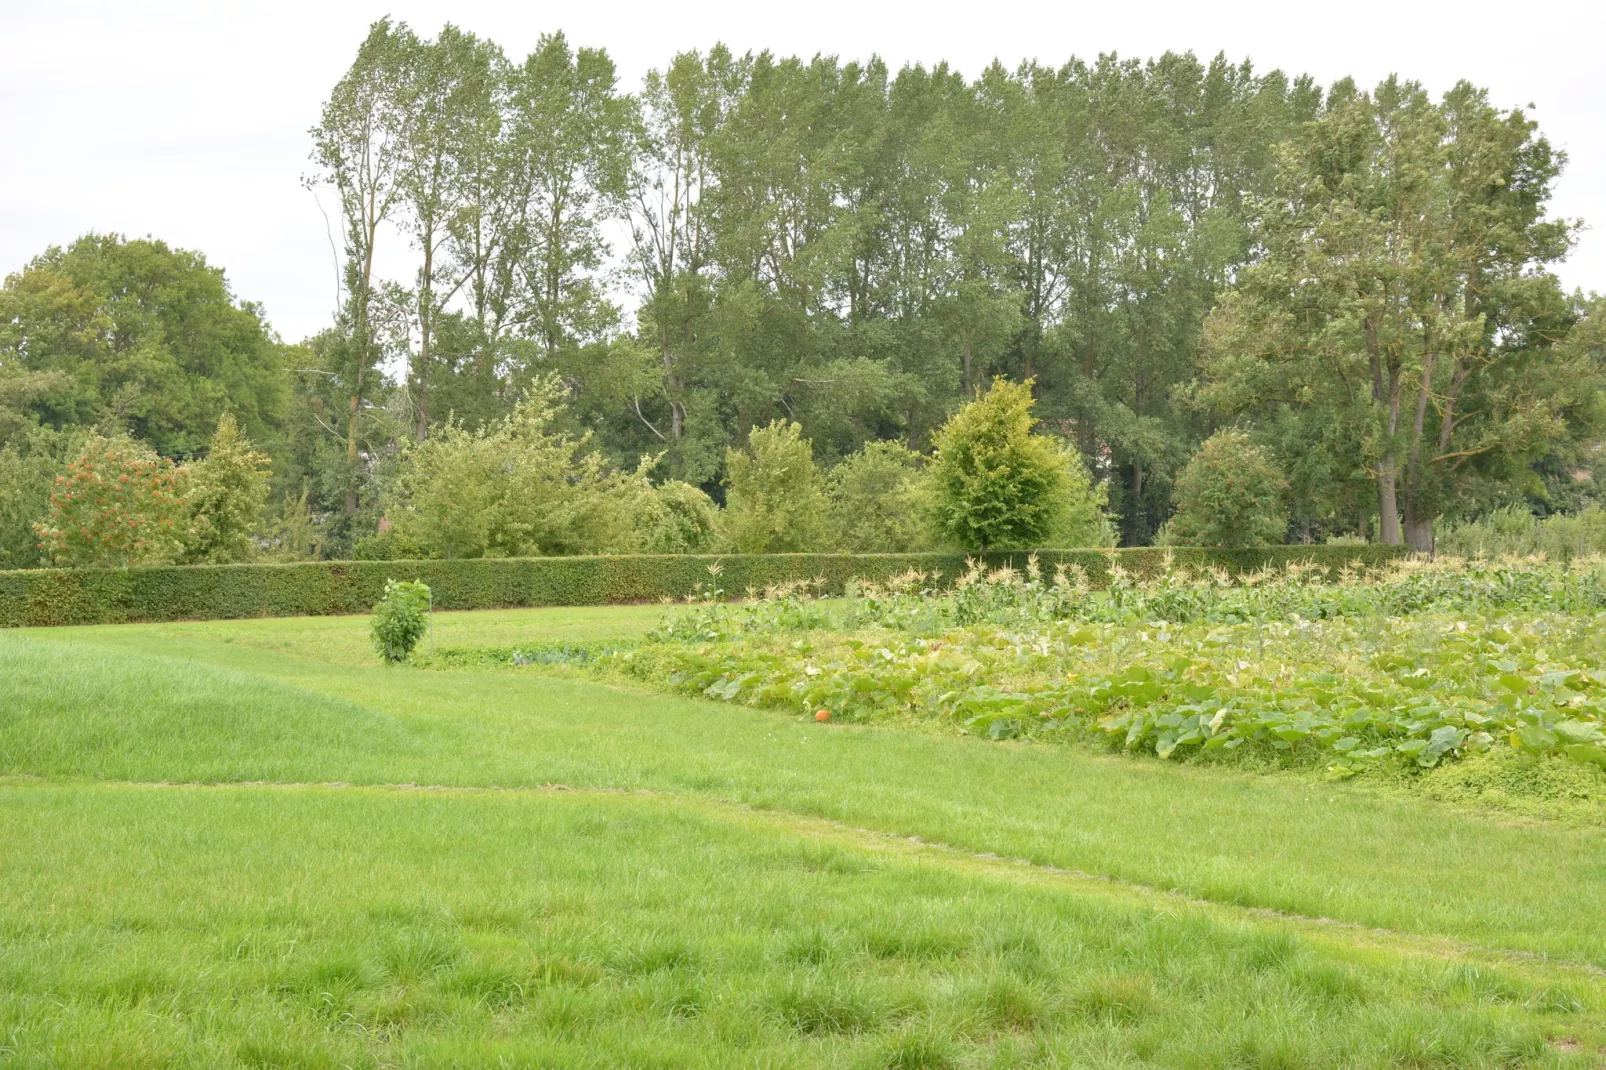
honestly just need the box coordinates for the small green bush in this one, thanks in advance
[1167,429,1288,547]
[371,579,432,664]
[929,379,1111,552]
[722,420,829,553]
[825,441,930,553]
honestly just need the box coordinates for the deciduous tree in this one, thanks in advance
[722,419,828,552]
[0,236,285,454]
[34,436,184,567]
[1166,429,1288,547]
[1199,79,1586,549]
[309,17,416,511]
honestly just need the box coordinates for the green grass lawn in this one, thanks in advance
[3,607,1606,1067]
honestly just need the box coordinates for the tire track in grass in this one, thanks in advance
[5,772,1605,994]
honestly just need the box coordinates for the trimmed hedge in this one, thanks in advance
[0,545,1407,629]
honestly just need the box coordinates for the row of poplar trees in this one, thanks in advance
[303,19,1605,551]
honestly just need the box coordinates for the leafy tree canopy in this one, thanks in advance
[0,234,287,456]
[1197,79,1597,550]
[4,40,1599,566]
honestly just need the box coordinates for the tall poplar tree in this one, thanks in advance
[308,17,415,511]
[504,33,636,362]
[627,48,741,458]
[393,24,501,440]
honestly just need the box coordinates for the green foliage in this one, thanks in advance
[722,420,828,553]
[179,413,272,565]
[1437,505,1606,561]
[0,426,72,570]
[930,380,1110,551]
[302,34,1381,544]
[261,483,326,562]
[503,33,635,361]
[610,471,722,554]
[7,52,1596,564]
[418,641,615,669]
[1167,429,1288,547]
[1198,80,1591,550]
[629,556,1606,779]
[378,386,721,560]
[609,48,1324,526]
[306,19,414,520]
[1077,615,1606,775]
[33,435,185,567]
[385,379,622,558]
[648,577,834,644]
[370,579,432,663]
[825,441,930,553]
[0,234,286,455]
[1421,746,1606,821]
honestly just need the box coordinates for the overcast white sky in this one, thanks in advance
[3,0,1603,342]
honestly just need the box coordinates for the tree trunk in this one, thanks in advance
[1366,313,1403,545]
[545,197,563,361]
[416,235,434,443]
[1127,460,1144,547]
[661,329,683,442]
[345,391,361,516]
[415,334,430,442]
[349,208,379,517]
[1399,329,1436,555]
[1126,368,1148,546]
[1403,510,1433,553]
[1376,460,1401,545]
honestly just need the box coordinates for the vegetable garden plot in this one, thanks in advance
[606,557,1606,779]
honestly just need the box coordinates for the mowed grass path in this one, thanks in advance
[3,608,1606,1066]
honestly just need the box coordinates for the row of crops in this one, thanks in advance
[595,557,1606,777]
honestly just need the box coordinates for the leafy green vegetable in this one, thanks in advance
[614,556,1606,779]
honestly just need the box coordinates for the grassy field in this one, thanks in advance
[3,605,1606,1067]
